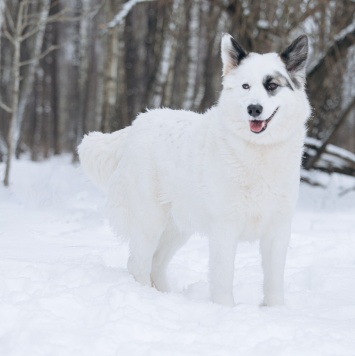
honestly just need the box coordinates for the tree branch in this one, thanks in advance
[19,7,77,42]
[304,97,355,170]
[19,45,59,67]
[101,0,157,34]
[5,5,15,33]
[307,26,355,76]
[2,27,15,45]
[0,101,12,113]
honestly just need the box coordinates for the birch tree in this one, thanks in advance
[16,0,51,156]
[183,1,200,110]
[72,0,91,161]
[1,0,60,186]
[100,0,121,133]
[2,1,25,186]
[0,1,5,83]
[150,0,184,108]
[100,0,157,132]
[0,0,354,165]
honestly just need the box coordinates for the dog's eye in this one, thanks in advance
[242,84,250,90]
[267,83,278,91]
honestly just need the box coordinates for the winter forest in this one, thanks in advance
[0,0,354,184]
[1,1,355,355]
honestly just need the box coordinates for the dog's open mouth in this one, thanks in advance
[249,107,279,134]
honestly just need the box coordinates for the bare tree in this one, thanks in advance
[1,0,62,186]
[100,0,122,133]
[16,0,51,154]
[150,0,184,108]
[0,0,354,177]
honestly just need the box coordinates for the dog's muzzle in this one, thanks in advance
[249,107,279,134]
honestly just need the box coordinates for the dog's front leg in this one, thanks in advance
[260,220,291,306]
[208,233,238,306]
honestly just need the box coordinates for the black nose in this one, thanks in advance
[247,104,263,118]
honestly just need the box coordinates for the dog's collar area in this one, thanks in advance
[249,107,279,134]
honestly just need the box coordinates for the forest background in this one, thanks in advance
[0,0,354,184]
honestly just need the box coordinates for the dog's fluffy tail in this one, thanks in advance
[78,128,130,191]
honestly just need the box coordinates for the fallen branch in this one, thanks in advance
[304,98,355,170]
[303,136,355,177]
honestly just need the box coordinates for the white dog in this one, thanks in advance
[79,34,311,307]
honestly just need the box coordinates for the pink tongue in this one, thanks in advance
[249,120,265,133]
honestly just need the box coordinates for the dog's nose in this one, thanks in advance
[247,104,263,118]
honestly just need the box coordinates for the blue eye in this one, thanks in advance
[242,84,250,90]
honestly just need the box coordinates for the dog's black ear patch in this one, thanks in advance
[280,35,308,73]
[221,34,248,76]
[230,37,248,66]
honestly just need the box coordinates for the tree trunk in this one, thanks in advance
[150,0,183,108]
[0,1,5,78]
[101,25,120,132]
[72,0,91,161]
[16,0,50,156]
[31,67,45,161]
[4,10,22,186]
[183,1,200,110]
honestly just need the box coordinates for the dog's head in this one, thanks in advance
[219,34,311,145]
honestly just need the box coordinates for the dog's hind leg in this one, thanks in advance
[127,229,163,287]
[128,237,157,287]
[151,221,189,292]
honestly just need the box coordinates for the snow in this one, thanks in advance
[257,20,269,30]
[1,156,355,356]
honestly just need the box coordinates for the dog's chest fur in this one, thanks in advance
[128,110,304,241]
[197,134,303,239]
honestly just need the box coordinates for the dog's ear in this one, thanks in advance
[280,35,308,76]
[221,34,248,76]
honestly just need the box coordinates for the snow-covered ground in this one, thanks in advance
[1,156,355,356]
